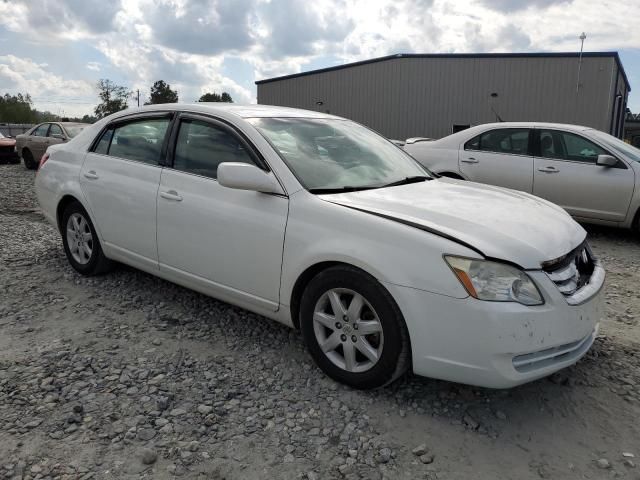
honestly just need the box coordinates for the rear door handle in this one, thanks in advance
[538,167,559,173]
[160,190,183,202]
[83,170,99,180]
[461,157,479,164]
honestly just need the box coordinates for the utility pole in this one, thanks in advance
[137,89,140,107]
[576,32,586,93]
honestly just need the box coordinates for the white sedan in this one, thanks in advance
[35,105,604,389]
[403,122,640,229]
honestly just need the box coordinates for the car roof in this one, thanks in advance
[466,122,593,132]
[109,103,342,121]
[428,121,596,145]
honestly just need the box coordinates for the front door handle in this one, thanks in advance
[84,170,99,180]
[538,166,559,173]
[461,157,479,164]
[160,190,183,202]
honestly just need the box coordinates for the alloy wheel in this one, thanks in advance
[312,288,384,373]
[66,212,93,265]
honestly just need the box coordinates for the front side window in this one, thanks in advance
[539,130,607,163]
[173,119,256,179]
[247,117,428,191]
[48,124,63,137]
[32,124,49,137]
[475,129,530,155]
[107,118,170,164]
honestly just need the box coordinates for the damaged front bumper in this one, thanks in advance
[384,264,605,389]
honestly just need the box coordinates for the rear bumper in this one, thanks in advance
[385,268,604,389]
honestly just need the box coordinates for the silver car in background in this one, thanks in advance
[403,122,640,230]
[16,122,89,169]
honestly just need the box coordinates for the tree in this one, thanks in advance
[197,92,233,103]
[94,79,130,119]
[146,80,178,104]
[0,93,37,123]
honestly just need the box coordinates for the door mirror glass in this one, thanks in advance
[217,163,282,194]
[52,133,65,140]
[596,154,618,167]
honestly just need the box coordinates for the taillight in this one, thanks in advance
[37,152,50,171]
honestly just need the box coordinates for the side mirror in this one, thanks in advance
[596,154,618,167]
[52,134,65,140]
[217,162,283,194]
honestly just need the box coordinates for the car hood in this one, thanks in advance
[319,178,586,269]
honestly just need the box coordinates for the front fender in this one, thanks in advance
[280,192,475,307]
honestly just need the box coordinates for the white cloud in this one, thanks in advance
[0,55,95,116]
[0,0,639,115]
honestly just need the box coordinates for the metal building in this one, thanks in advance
[256,52,630,140]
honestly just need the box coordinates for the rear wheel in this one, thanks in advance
[61,202,112,275]
[300,265,410,389]
[23,149,37,170]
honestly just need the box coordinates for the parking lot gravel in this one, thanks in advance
[1,163,639,480]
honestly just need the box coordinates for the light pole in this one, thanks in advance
[576,32,586,93]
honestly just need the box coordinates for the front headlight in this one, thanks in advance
[444,256,544,306]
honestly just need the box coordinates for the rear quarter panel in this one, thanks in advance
[404,142,462,177]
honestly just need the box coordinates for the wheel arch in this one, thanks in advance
[437,171,465,180]
[289,261,389,330]
[56,194,87,233]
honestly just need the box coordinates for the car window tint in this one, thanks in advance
[109,118,169,164]
[464,135,480,150]
[48,124,63,137]
[173,119,256,179]
[94,128,114,155]
[539,130,607,163]
[478,129,529,155]
[32,124,49,137]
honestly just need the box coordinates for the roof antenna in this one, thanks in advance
[489,92,504,122]
[576,32,586,93]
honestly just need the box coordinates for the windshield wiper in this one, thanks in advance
[308,185,378,194]
[379,175,432,188]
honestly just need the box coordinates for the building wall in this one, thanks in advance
[257,55,624,140]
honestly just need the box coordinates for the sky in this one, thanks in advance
[0,0,639,118]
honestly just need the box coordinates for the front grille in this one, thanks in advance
[543,242,595,297]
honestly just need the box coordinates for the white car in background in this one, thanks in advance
[403,122,640,230]
[35,105,604,389]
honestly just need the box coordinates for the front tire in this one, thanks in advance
[300,266,410,389]
[61,202,112,275]
[23,149,37,170]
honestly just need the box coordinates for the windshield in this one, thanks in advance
[590,129,640,163]
[65,125,87,138]
[247,117,430,191]
[0,132,4,138]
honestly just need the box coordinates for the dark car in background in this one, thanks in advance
[16,122,89,169]
[0,132,19,165]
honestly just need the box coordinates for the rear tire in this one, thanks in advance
[300,265,410,389]
[61,202,113,275]
[23,149,37,170]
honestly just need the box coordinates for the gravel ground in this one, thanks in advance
[1,163,639,480]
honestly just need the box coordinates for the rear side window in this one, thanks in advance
[173,119,256,179]
[32,124,49,137]
[94,128,114,155]
[470,129,530,155]
[100,118,170,164]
